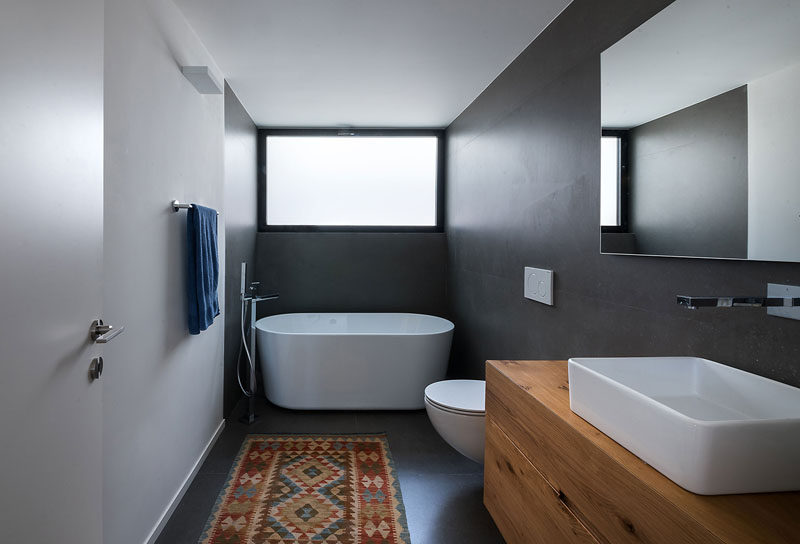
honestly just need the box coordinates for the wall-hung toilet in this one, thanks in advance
[424,380,486,464]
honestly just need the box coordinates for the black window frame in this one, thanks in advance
[600,129,630,233]
[257,128,445,233]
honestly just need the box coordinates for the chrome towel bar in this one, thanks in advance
[171,200,219,216]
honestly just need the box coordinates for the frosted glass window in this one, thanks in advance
[601,136,621,226]
[265,135,439,227]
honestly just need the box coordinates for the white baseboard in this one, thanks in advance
[143,419,226,544]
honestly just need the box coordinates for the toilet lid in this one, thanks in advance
[424,380,485,414]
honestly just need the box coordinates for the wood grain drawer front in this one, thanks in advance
[486,363,721,544]
[485,418,598,544]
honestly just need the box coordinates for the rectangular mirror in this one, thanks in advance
[600,0,800,262]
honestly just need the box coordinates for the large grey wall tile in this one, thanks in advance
[254,232,448,318]
[223,83,258,416]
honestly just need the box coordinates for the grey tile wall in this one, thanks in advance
[223,83,258,416]
[254,232,448,319]
[628,86,748,258]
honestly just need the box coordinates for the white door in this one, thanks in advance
[0,1,105,542]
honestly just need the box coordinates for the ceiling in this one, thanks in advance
[602,0,800,129]
[174,0,572,127]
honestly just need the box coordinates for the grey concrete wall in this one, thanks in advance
[446,0,800,386]
[223,83,257,416]
[628,86,748,258]
[254,232,447,319]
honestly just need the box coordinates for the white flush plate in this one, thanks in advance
[767,283,800,321]
[524,267,553,305]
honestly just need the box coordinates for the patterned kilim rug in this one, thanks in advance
[199,434,410,544]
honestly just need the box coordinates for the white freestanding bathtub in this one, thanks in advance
[255,313,454,410]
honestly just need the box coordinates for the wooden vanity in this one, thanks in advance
[484,360,800,544]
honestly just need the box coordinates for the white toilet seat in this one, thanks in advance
[425,399,484,416]
[424,379,485,414]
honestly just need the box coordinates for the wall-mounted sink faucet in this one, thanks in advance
[677,283,800,321]
[676,295,800,310]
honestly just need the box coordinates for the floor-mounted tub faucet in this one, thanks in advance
[239,263,278,424]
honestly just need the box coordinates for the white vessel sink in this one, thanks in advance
[568,357,800,495]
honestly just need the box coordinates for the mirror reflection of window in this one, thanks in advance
[600,135,621,227]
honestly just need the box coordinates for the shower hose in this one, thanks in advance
[237,297,255,398]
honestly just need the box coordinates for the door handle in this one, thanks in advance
[90,319,125,344]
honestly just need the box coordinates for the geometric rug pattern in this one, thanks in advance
[199,434,410,544]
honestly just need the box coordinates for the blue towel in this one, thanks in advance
[186,204,219,334]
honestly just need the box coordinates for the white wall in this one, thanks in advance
[748,62,800,262]
[103,1,225,543]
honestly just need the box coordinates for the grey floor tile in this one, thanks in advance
[197,426,252,475]
[155,473,227,544]
[400,472,504,544]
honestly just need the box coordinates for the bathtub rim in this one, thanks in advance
[254,312,454,336]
